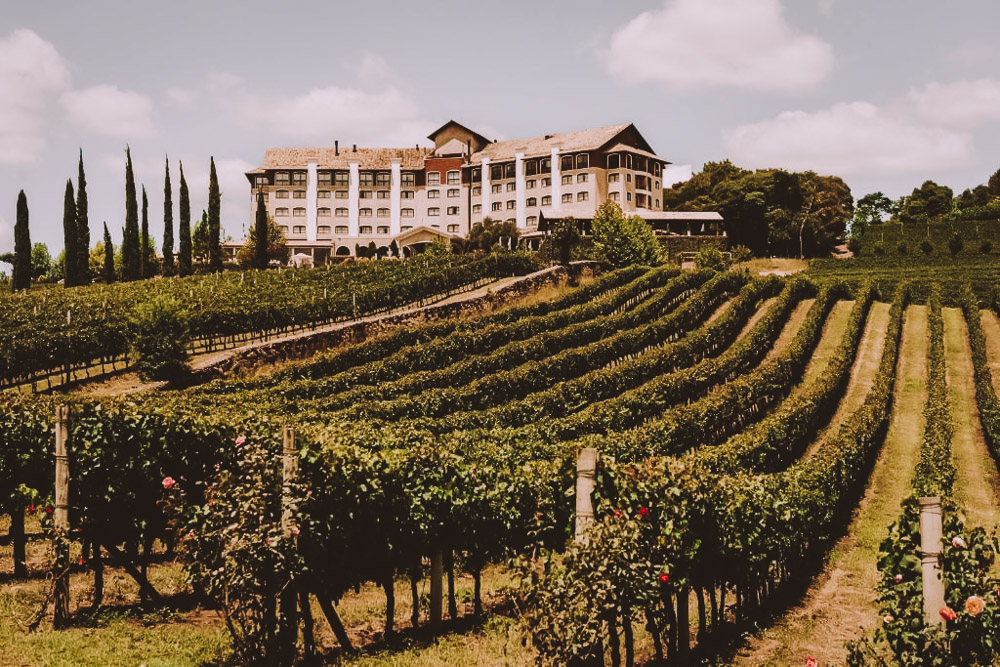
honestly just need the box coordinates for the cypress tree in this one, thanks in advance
[162,157,175,276]
[208,156,222,272]
[76,149,90,285]
[253,189,268,270]
[178,161,192,276]
[12,190,30,292]
[141,185,149,278]
[122,147,140,281]
[103,222,115,283]
[63,179,77,287]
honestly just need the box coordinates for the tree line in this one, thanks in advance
[6,149,224,292]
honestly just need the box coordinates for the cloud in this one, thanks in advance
[907,79,1000,129]
[61,84,155,138]
[663,164,694,188]
[166,87,197,107]
[0,29,70,164]
[724,101,972,175]
[0,215,12,254]
[607,0,833,91]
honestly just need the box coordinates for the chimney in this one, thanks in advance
[335,140,339,156]
[352,144,357,152]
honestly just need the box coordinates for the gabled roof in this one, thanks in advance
[468,123,663,165]
[433,138,469,156]
[427,120,492,148]
[393,225,459,244]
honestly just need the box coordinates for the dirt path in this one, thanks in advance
[943,308,1000,529]
[798,300,854,383]
[803,302,891,457]
[978,309,1000,397]
[763,298,815,361]
[731,305,928,666]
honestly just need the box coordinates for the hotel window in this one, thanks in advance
[335,207,348,217]
[317,225,331,235]
[541,177,551,187]
[526,197,537,207]
[276,190,289,199]
[447,188,460,198]
[360,208,372,217]
[526,179,536,189]
[360,225,373,234]
[427,171,441,185]
[541,195,552,206]
[472,186,481,196]
[292,172,307,185]
[293,207,306,217]
[627,192,633,201]
[376,172,391,187]
[428,207,440,216]
[627,174,632,182]
[334,172,349,186]
[317,172,332,185]
[275,207,289,216]
[401,172,415,186]
[525,160,537,176]
[401,190,414,199]
[625,154,633,170]
[506,200,516,209]
[608,154,620,170]
[471,167,481,182]
[377,191,390,199]
[293,190,305,199]
[491,202,502,212]
[540,157,550,171]
[637,157,648,173]
[447,170,460,185]
[561,155,574,171]
[377,226,389,234]
[293,225,305,234]
[401,225,413,231]
[318,207,331,217]
[561,193,572,203]
[255,176,268,186]
[318,190,331,199]
[335,190,348,199]
[576,154,589,169]
[447,206,459,215]
[505,163,516,179]
[431,224,440,229]
[491,183,502,193]
[490,165,503,180]
[360,190,372,199]
[654,181,659,190]
[428,189,440,198]
[276,172,290,185]
[609,191,620,202]
[360,172,374,187]
[608,173,620,183]
[335,225,349,234]
[279,226,289,235]
[506,182,516,192]
[377,208,389,217]
[447,224,459,233]
[577,192,589,202]
[472,204,482,213]
[527,215,537,226]
[577,173,588,183]
[401,208,414,217]
[654,163,662,177]
[561,174,572,185]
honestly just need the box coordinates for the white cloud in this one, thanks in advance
[166,87,197,107]
[61,84,155,138]
[663,164,694,188]
[607,0,833,91]
[724,101,972,175]
[0,215,13,254]
[907,79,1000,129]
[0,29,70,164]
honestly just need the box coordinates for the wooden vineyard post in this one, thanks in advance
[919,496,946,625]
[53,404,71,628]
[278,427,299,665]
[574,447,599,543]
[430,550,443,627]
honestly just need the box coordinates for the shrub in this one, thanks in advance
[949,232,964,255]
[873,241,886,256]
[896,241,907,255]
[729,244,752,263]
[980,239,992,254]
[695,246,728,271]
[129,295,190,381]
[920,239,934,255]
[847,237,862,256]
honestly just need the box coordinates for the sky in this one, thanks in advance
[1,0,1000,260]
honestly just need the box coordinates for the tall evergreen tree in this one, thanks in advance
[141,185,150,278]
[76,149,90,285]
[162,156,175,276]
[208,156,222,272]
[62,179,78,287]
[178,161,192,276]
[12,191,31,292]
[122,147,140,281]
[103,222,115,283]
[253,189,269,270]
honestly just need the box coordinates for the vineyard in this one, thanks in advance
[2,261,1000,665]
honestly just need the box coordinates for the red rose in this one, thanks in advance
[658,572,670,583]
[638,506,650,519]
[162,476,176,490]
[28,504,34,513]
[77,556,85,566]
[894,574,903,583]
[806,658,817,667]
[612,509,623,518]
[45,506,52,515]
[940,606,957,622]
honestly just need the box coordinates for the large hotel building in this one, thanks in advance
[244,120,721,262]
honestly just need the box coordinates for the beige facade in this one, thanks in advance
[244,121,671,259]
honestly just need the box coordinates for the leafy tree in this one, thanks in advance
[208,156,222,272]
[102,222,115,283]
[12,191,30,292]
[30,243,51,280]
[141,185,151,278]
[122,147,141,281]
[592,200,660,267]
[899,180,954,222]
[62,179,78,287]
[162,157,175,276]
[988,168,1000,199]
[547,216,581,265]
[193,210,210,262]
[956,185,992,210]
[851,191,893,238]
[468,217,519,252]
[130,295,190,382]
[178,161,192,276]
[76,150,90,285]
[949,232,964,255]
[237,213,288,267]
[695,246,728,270]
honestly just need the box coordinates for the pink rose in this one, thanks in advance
[235,435,247,446]
[162,476,175,490]
[952,536,967,549]
[806,657,818,667]
[290,526,300,537]
[894,574,903,583]
[940,606,957,622]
